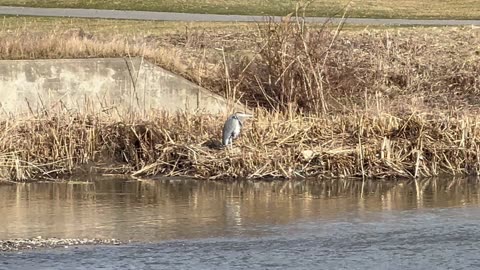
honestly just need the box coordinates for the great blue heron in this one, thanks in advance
[222,112,253,147]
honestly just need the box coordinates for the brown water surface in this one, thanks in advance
[2,177,480,270]
[0,177,478,241]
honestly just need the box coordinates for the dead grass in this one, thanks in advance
[234,20,480,114]
[0,16,258,35]
[0,17,262,93]
[0,17,478,114]
[0,17,479,181]
[1,0,479,19]
[2,109,480,181]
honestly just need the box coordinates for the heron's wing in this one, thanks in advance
[222,117,241,145]
[222,117,235,145]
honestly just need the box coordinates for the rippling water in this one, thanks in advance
[1,177,480,269]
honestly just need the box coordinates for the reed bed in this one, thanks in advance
[0,18,479,181]
[1,109,480,181]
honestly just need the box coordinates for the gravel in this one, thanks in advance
[0,236,123,252]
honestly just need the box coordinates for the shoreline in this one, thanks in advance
[0,19,477,183]
[1,110,480,182]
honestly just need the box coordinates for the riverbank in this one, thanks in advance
[1,109,479,181]
[0,18,478,113]
[0,17,478,181]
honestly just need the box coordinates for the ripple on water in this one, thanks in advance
[1,177,480,269]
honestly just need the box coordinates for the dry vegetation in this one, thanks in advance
[1,18,478,113]
[0,17,479,181]
[2,109,480,181]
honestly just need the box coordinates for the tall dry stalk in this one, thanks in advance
[1,108,480,181]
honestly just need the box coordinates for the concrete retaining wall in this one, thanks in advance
[0,57,246,116]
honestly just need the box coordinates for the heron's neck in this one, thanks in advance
[233,115,243,127]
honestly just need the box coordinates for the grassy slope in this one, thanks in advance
[0,16,256,34]
[0,16,477,109]
[0,16,402,36]
[0,0,479,19]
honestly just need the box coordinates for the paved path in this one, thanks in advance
[0,6,479,26]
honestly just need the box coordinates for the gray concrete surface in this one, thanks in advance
[0,58,246,116]
[0,6,479,26]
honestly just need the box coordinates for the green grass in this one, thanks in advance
[0,0,479,19]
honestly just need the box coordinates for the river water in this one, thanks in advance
[1,177,480,269]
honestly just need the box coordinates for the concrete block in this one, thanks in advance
[0,57,247,117]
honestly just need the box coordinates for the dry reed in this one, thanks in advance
[1,109,480,181]
[0,18,479,181]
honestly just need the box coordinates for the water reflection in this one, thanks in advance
[0,177,479,241]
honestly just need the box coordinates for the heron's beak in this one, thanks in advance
[238,113,254,118]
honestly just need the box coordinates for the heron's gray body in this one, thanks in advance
[222,112,252,146]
